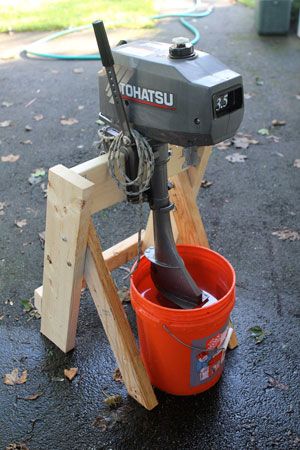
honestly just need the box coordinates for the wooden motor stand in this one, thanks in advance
[34,145,238,410]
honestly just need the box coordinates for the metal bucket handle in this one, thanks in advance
[162,324,233,352]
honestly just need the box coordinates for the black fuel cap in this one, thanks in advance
[169,37,195,59]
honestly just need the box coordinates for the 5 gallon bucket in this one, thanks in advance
[130,245,235,395]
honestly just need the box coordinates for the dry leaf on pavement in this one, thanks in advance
[113,368,123,383]
[1,154,20,162]
[18,391,43,401]
[33,114,44,121]
[6,443,29,450]
[258,128,269,136]
[216,140,231,150]
[15,219,27,228]
[4,368,27,385]
[73,67,84,74]
[266,375,289,391]
[272,119,286,127]
[104,394,122,408]
[64,367,78,381]
[201,179,213,188]
[60,117,79,126]
[272,229,300,241]
[267,135,280,143]
[0,201,7,216]
[293,159,300,168]
[232,134,259,149]
[2,101,13,107]
[225,153,247,163]
[0,120,12,127]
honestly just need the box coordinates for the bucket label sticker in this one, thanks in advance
[190,322,229,387]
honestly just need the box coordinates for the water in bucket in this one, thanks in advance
[141,287,218,309]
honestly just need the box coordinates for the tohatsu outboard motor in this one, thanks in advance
[93,21,244,310]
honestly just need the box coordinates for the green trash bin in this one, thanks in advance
[255,0,292,34]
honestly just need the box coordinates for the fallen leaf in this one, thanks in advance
[255,77,264,86]
[40,182,47,197]
[244,92,253,100]
[15,219,27,228]
[73,67,84,74]
[21,298,34,312]
[293,159,300,168]
[249,325,266,344]
[104,394,122,408]
[258,128,269,136]
[272,229,300,241]
[5,299,14,306]
[1,154,20,163]
[272,119,286,127]
[0,201,7,215]
[266,375,289,391]
[28,168,46,185]
[18,391,43,401]
[113,368,123,383]
[64,367,78,381]
[33,114,44,121]
[6,443,29,450]
[267,135,280,143]
[20,139,32,145]
[225,153,247,163]
[201,179,213,188]
[2,101,13,108]
[25,125,32,132]
[60,117,79,126]
[92,416,109,431]
[0,120,12,127]
[4,368,27,385]
[117,286,130,303]
[216,140,231,150]
[0,314,4,320]
[232,135,259,149]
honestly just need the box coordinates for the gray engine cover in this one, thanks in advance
[98,41,244,146]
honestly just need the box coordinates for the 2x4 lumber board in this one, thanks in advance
[34,230,145,312]
[103,230,145,272]
[85,221,158,410]
[187,146,212,197]
[169,170,209,248]
[41,164,94,353]
[71,146,196,215]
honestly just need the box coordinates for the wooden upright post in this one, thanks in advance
[40,165,94,353]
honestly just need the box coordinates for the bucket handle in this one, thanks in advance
[162,324,233,352]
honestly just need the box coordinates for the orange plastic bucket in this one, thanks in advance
[130,245,235,395]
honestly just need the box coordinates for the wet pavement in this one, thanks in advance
[0,2,299,449]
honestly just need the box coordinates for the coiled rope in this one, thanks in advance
[99,129,155,197]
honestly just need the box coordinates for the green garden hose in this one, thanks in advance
[23,5,213,60]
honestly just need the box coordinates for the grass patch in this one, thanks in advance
[238,0,255,7]
[0,0,156,32]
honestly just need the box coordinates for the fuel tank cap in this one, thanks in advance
[169,36,195,59]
